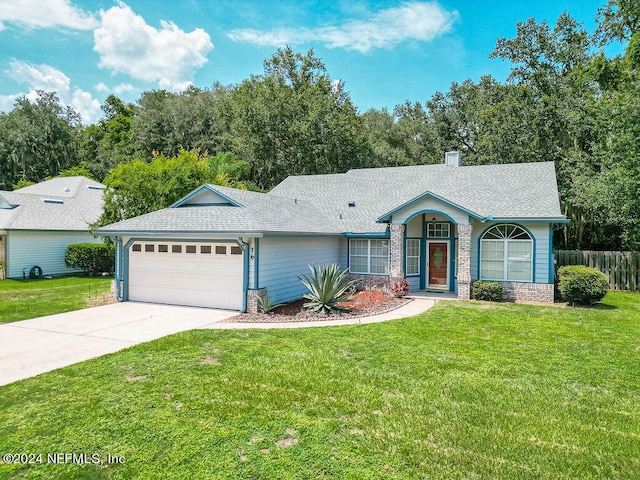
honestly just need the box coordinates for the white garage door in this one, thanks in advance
[128,241,243,310]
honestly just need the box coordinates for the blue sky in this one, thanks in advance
[0,0,612,123]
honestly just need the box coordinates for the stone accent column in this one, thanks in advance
[246,288,267,313]
[456,223,472,300]
[389,224,405,279]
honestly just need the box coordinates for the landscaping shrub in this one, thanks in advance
[299,263,357,314]
[557,265,609,305]
[65,243,115,275]
[257,294,283,314]
[472,280,503,301]
[389,278,410,297]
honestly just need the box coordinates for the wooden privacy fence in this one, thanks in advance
[554,250,640,292]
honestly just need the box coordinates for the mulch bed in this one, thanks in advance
[226,290,411,323]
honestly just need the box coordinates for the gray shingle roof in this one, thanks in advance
[270,162,565,233]
[97,184,344,236]
[98,162,566,236]
[0,177,105,231]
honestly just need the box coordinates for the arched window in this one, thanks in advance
[480,224,533,282]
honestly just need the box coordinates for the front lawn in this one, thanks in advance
[0,276,114,323]
[0,292,638,479]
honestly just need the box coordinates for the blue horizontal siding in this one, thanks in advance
[258,237,343,304]
[7,230,101,278]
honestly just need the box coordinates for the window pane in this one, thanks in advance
[406,239,420,256]
[507,240,532,281]
[215,245,227,255]
[406,257,419,275]
[428,223,450,238]
[350,239,369,273]
[350,256,368,274]
[158,244,168,253]
[132,244,141,252]
[480,240,504,279]
[172,245,182,253]
[481,261,504,280]
[230,246,242,255]
[350,239,390,274]
[186,245,196,254]
[406,239,420,275]
[370,256,388,274]
[144,244,154,253]
[350,239,368,256]
[201,245,212,254]
[370,240,389,256]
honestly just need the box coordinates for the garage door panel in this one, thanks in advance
[128,242,243,310]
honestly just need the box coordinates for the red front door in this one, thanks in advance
[428,242,448,289]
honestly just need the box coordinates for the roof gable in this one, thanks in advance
[376,191,484,223]
[0,194,16,210]
[171,185,241,208]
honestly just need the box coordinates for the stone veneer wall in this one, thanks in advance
[389,224,405,278]
[348,274,390,290]
[456,223,472,300]
[246,288,267,313]
[501,282,554,303]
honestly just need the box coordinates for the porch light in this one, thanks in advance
[431,216,437,224]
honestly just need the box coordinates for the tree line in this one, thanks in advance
[0,0,637,250]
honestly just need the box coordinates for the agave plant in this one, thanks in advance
[299,263,358,314]
[257,294,283,314]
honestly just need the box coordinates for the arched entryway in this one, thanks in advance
[403,211,457,293]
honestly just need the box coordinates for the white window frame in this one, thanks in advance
[405,238,420,276]
[427,222,450,238]
[480,224,533,282]
[349,239,389,275]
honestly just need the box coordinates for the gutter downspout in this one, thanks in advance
[237,237,250,313]
[111,236,123,302]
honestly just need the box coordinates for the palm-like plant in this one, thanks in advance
[299,263,357,314]
[257,294,283,314]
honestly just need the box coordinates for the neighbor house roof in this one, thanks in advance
[97,184,344,237]
[97,161,566,237]
[0,176,105,231]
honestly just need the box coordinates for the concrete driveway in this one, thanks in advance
[0,302,238,386]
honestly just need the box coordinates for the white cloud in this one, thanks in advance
[4,60,101,123]
[8,61,71,92]
[94,82,136,95]
[70,88,101,123]
[93,2,213,90]
[0,94,18,113]
[114,83,135,94]
[228,1,458,53]
[0,0,98,30]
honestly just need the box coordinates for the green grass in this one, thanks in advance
[0,276,114,322]
[1,291,639,479]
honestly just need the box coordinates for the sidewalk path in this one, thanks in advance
[203,297,437,330]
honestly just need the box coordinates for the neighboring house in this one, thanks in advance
[0,176,105,279]
[97,152,568,312]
